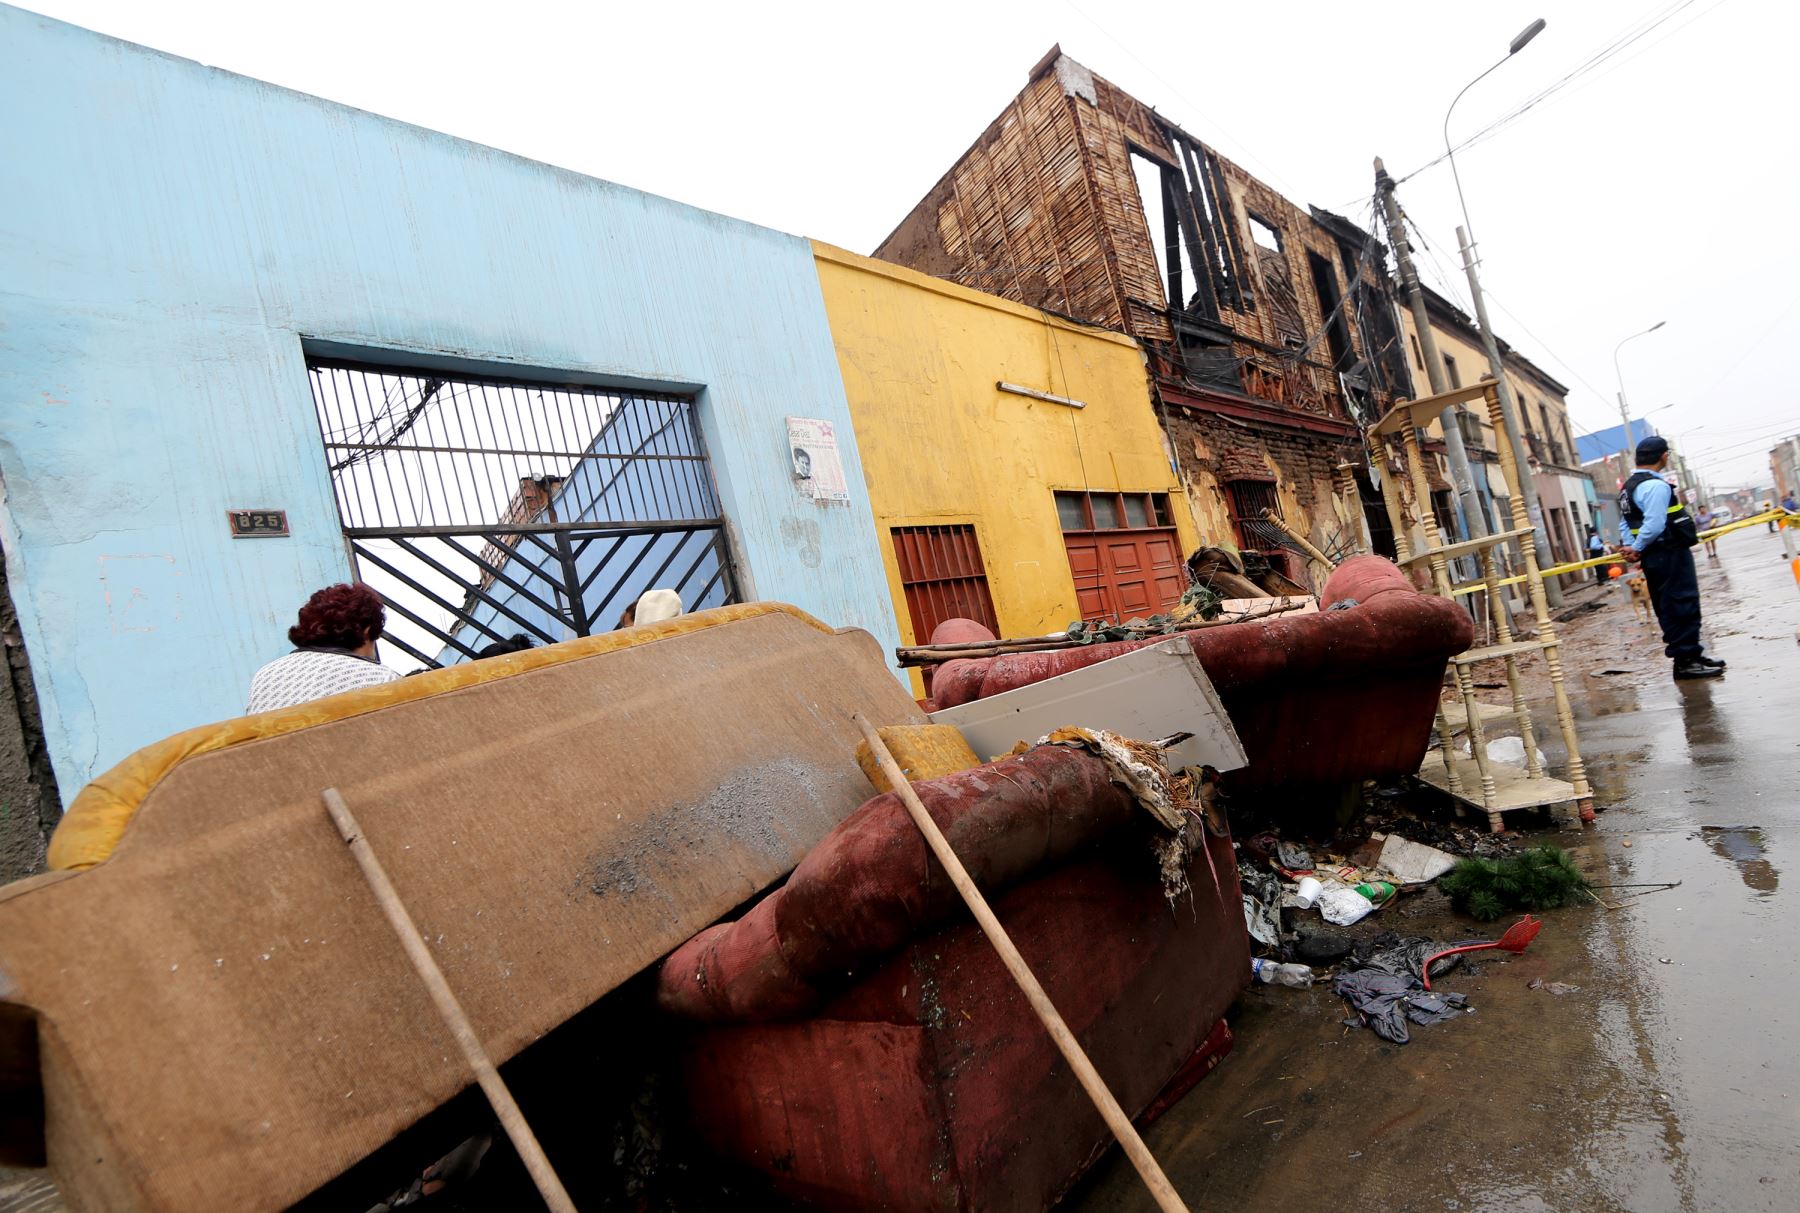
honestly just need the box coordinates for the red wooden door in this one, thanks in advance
[1064,528,1185,622]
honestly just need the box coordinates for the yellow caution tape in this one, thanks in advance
[1447,509,1796,597]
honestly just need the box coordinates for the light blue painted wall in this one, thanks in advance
[0,5,903,801]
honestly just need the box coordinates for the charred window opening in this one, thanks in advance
[1306,250,1354,373]
[1355,468,1398,559]
[1410,334,1425,371]
[1151,121,1253,315]
[1430,489,1459,538]
[1247,214,1282,253]
[1129,150,1203,318]
[1443,355,1462,389]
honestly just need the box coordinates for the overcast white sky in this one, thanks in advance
[29,0,1797,489]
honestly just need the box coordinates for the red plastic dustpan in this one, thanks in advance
[1422,915,1541,990]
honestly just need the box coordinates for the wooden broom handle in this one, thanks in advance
[850,718,1190,1213]
[322,788,578,1213]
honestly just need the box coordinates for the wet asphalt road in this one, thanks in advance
[1072,523,1800,1213]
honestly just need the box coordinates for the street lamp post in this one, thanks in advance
[1613,321,1668,467]
[1443,17,1562,602]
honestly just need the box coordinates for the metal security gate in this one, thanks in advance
[308,357,738,669]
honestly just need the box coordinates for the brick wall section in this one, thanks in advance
[1161,405,1366,594]
[875,58,1157,337]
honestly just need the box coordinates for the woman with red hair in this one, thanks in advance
[246,583,401,713]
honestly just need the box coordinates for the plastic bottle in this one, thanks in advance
[1250,958,1314,988]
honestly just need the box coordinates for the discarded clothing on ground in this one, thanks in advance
[1274,840,1313,871]
[1334,970,1470,1044]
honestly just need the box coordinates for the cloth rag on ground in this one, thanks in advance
[1333,969,1470,1044]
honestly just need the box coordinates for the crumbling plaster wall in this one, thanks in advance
[1165,409,1357,593]
[0,541,58,881]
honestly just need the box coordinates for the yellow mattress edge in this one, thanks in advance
[47,602,833,872]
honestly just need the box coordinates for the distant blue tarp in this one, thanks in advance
[1577,420,1660,466]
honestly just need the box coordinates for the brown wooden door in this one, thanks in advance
[1064,528,1186,622]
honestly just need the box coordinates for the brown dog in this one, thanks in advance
[1625,573,1654,625]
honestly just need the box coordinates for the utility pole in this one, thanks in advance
[1613,322,1666,470]
[1454,223,1564,606]
[1374,158,1488,548]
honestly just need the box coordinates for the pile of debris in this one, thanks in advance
[1236,825,1585,1044]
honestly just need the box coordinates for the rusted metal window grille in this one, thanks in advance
[308,357,737,670]
[891,526,1000,643]
[1224,480,1292,577]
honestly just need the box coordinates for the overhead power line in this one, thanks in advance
[1395,0,1718,185]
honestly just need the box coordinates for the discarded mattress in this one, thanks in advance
[928,555,1474,795]
[0,603,924,1213]
[660,744,1248,1212]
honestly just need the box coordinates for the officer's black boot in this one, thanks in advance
[1674,657,1724,680]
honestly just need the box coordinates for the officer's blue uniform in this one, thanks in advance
[1620,471,1703,661]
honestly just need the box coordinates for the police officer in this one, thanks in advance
[1619,436,1723,680]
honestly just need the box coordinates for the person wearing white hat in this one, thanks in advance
[616,588,684,629]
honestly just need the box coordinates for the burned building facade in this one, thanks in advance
[877,48,1411,586]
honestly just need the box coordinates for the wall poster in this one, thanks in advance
[786,416,850,503]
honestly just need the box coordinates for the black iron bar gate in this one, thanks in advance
[307,357,738,669]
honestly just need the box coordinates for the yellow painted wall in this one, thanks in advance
[813,242,1202,660]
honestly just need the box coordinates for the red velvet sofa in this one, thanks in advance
[929,556,1473,799]
[656,745,1247,1212]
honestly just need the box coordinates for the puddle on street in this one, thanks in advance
[1698,825,1781,895]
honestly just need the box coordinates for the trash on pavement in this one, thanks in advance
[1350,933,1465,983]
[1333,969,1470,1044]
[1250,958,1314,988]
[1317,883,1378,926]
[1240,864,1283,947]
[1242,831,1280,868]
[1421,915,1541,990]
[1293,928,1352,965]
[1294,875,1323,909]
[1528,978,1580,995]
[1354,880,1397,907]
[1275,840,1314,871]
[1375,833,1460,884]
